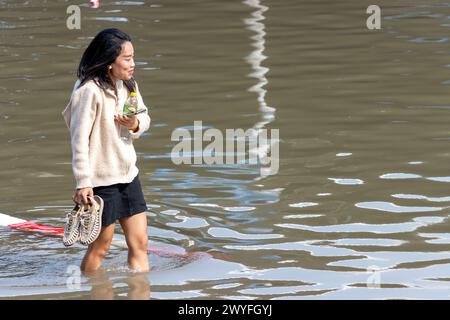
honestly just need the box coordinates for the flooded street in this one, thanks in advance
[2,0,450,299]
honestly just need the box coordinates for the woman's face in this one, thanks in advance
[110,41,135,81]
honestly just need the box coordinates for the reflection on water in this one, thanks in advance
[86,270,151,300]
[3,0,450,299]
[243,0,278,179]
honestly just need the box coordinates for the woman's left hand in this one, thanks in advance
[114,113,139,131]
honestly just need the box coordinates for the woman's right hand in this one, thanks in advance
[73,187,94,206]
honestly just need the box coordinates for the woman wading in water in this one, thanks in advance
[62,28,151,273]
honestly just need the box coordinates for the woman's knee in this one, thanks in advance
[129,235,148,253]
[89,239,112,258]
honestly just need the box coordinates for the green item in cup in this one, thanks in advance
[123,91,138,115]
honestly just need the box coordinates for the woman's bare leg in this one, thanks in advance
[80,223,115,273]
[119,212,149,272]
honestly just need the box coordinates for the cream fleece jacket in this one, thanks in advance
[62,78,151,189]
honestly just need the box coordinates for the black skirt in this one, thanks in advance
[93,173,147,227]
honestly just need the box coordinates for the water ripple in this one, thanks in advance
[355,201,445,213]
[409,37,448,43]
[427,176,450,183]
[336,153,352,157]
[288,202,318,208]
[93,17,129,22]
[392,194,450,202]
[380,173,422,179]
[224,240,361,257]
[384,12,445,20]
[418,233,450,244]
[283,214,323,219]
[328,178,364,185]
[275,217,443,234]
[208,227,284,240]
[166,216,209,229]
[329,238,406,247]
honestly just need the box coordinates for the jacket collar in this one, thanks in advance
[95,77,123,99]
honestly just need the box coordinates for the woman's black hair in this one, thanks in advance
[77,28,136,93]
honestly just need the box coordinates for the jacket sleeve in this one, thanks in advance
[69,85,98,189]
[128,82,151,139]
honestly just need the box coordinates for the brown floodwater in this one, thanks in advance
[2,0,450,299]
